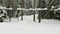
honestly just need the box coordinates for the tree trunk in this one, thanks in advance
[32,0,35,22]
[20,0,24,20]
[6,6,11,21]
[37,0,42,23]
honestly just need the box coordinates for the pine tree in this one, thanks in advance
[47,0,58,19]
[0,0,3,5]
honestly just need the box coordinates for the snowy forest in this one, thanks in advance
[0,0,60,34]
[0,0,60,22]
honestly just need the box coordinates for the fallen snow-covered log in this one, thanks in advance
[0,7,60,11]
[17,8,47,11]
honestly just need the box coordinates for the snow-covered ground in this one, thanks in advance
[0,15,60,34]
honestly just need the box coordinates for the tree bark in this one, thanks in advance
[20,0,24,20]
[37,0,42,23]
[32,0,35,22]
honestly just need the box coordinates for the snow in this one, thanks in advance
[0,6,60,34]
[17,8,48,11]
[0,14,60,34]
[0,5,12,10]
[0,5,6,10]
[51,6,55,8]
[0,5,60,11]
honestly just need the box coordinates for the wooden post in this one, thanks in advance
[20,0,24,20]
[38,0,42,23]
[32,0,35,22]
